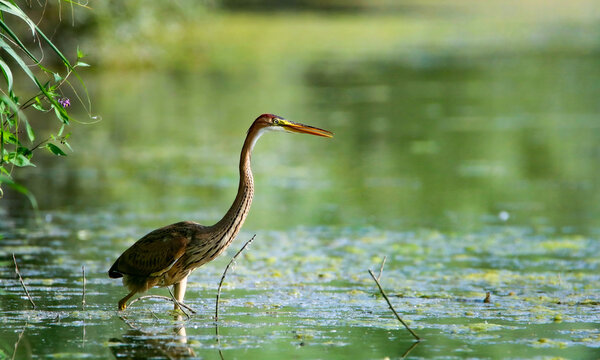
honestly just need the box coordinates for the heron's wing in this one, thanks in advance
[109,222,195,278]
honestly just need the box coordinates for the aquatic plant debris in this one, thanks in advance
[81,265,86,310]
[216,234,256,322]
[12,253,36,309]
[127,294,196,318]
[368,261,420,340]
[1,220,599,358]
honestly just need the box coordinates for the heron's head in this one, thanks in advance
[252,114,333,138]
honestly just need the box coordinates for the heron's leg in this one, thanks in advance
[118,290,136,311]
[173,276,188,310]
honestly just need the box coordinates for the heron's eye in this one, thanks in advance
[273,119,280,125]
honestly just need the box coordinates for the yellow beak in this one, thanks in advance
[280,120,333,138]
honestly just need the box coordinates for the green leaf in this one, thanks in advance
[0,14,74,123]
[60,133,73,151]
[0,38,36,82]
[0,3,75,72]
[32,96,49,112]
[76,61,91,67]
[77,46,84,59]
[0,94,23,123]
[0,95,33,142]
[2,131,21,146]
[23,119,34,142]
[0,38,67,118]
[17,146,32,157]
[0,1,37,36]
[0,58,13,92]
[62,141,73,152]
[29,22,75,72]
[7,152,34,167]
[0,18,39,64]
[32,103,47,111]
[53,105,70,124]
[0,174,38,209]
[46,143,67,156]
[53,72,63,82]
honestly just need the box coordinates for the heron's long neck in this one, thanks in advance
[211,128,260,240]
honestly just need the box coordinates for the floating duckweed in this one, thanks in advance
[294,331,315,340]
[360,235,384,244]
[534,338,568,348]
[464,270,500,285]
[528,305,561,321]
[342,245,364,255]
[4,211,600,357]
[468,322,502,332]
[451,254,472,261]
[540,240,583,251]
[347,289,365,296]
[463,291,486,299]
[390,243,420,255]
[464,246,477,253]
[50,351,97,358]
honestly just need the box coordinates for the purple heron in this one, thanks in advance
[108,114,333,310]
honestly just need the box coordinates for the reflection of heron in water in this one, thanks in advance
[110,314,196,359]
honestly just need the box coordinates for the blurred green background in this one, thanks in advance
[1,1,600,359]
[5,0,600,234]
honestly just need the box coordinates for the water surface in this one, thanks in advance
[1,4,600,359]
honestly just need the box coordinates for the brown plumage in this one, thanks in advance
[108,114,333,310]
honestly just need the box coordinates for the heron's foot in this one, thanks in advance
[118,290,136,311]
[173,300,194,312]
[168,284,196,315]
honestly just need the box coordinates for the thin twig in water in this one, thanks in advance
[215,323,226,360]
[127,295,196,319]
[400,340,420,359]
[368,267,420,341]
[377,256,387,281]
[118,314,143,332]
[167,286,192,319]
[149,310,159,320]
[11,323,27,360]
[82,265,86,310]
[215,234,256,322]
[12,254,36,309]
